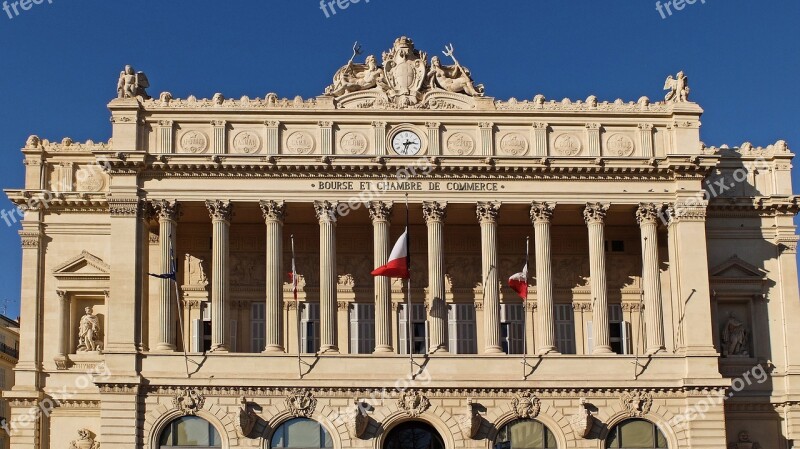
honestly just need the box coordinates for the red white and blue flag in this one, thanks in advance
[508,263,528,300]
[371,229,410,279]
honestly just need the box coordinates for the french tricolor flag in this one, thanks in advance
[371,229,410,279]
[508,263,528,300]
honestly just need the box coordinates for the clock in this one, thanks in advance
[391,130,422,156]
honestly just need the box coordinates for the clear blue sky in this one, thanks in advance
[0,1,798,318]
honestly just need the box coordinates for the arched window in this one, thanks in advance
[271,418,333,449]
[494,419,557,449]
[384,421,445,449]
[159,416,221,448]
[606,419,667,449]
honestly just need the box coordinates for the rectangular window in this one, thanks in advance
[190,319,203,353]
[399,303,428,355]
[448,303,477,354]
[251,302,266,353]
[555,304,576,354]
[500,303,525,354]
[609,304,632,354]
[301,302,320,354]
[349,303,376,354]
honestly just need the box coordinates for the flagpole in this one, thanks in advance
[168,234,191,378]
[405,193,414,380]
[292,234,302,379]
[523,236,529,379]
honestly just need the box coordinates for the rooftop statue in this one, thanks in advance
[427,44,485,97]
[117,65,151,100]
[325,43,387,97]
[664,70,689,103]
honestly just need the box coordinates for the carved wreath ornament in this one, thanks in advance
[620,390,652,417]
[173,389,205,415]
[397,389,430,418]
[511,391,541,419]
[286,388,317,418]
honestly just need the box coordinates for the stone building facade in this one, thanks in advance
[3,37,800,449]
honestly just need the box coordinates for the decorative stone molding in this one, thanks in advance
[397,389,430,418]
[259,200,286,223]
[152,199,181,221]
[511,391,541,419]
[368,201,393,223]
[314,200,339,224]
[173,389,205,415]
[286,388,317,418]
[569,398,594,438]
[236,396,258,438]
[583,202,609,224]
[476,201,501,223]
[422,201,447,223]
[636,203,661,225]
[620,390,652,417]
[530,202,555,223]
[108,197,142,217]
[69,428,100,449]
[19,229,42,248]
[206,200,233,222]
[458,398,482,439]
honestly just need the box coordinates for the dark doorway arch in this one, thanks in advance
[384,421,445,449]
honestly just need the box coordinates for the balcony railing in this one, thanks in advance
[0,343,18,359]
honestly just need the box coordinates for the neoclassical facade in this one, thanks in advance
[4,37,800,449]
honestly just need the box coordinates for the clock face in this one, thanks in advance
[392,130,422,156]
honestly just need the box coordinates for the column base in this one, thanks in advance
[646,346,666,356]
[429,346,450,355]
[593,346,615,355]
[537,347,560,355]
[262,345,285,354]
[152,343,177,352]
[373,345,394,354]
[210,345,230,353]
[484,346,505,355]
[319,346,339,354]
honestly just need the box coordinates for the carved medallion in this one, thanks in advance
[511,391,541,419]
[180,131,209,154]
[76,167,105,192]
[447,132,476,155]
[500,133,529,156]
[173,389,205,415]
[286,388,317,418]
[286,131,316,154]
[606,133,635,156]
[553,133,582,156]
[232,131,261,154]
[339,132,368,154]
[620,390,652,417]
[397,389,430,418]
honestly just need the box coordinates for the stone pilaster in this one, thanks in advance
[637,203,665,354]
[260,200,286,353]
[479,122,494,156]
[530,202,559,354]
[584,203,613,354]
[369,201,394,353]
[54,290,70,368]
[315,200,339,353]
[426,122,441,156]
[372,121,387,156]
[319,121,333,154]
[265,120,280,155]
[207,200,233,353]
[423,201,448,353]
[477,202,503,354]
[212,120,227,154]
[15,222,43,387]
[152,199,180,352]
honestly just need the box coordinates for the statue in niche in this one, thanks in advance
[426,44,485,97]
[728,430,761,449]
[325,43,387,97]
[722,312,749,357]
[77,307,101,352]
[664,70,689,103]
[116,65,150,99]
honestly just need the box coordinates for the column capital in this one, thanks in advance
[260,200,286,223]
[19,228,43,249]
[206,200,234,222]
[314,200,339,224]
[583,202,609,224]
[109,196,144,218]
[152,199,181,222]
[636,202,662,225]
[476,201,501,224]
[368,201,393,223]
[56,290,69,302]
[530,202,556,224]
[423,201,448,224]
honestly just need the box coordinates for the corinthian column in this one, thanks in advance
[55,290,70,366]
[315,200,339,354]
[153,199,180,351]
[477,202,503,354]
[530,202,559,355]
[207,200,233,353]
[637,203,665,354]
[584,203,613,354]
[423,201,448,354]
[260,200,286,353]
[369,201,394,353]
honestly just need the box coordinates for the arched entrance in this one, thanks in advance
[383,421,445,449]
